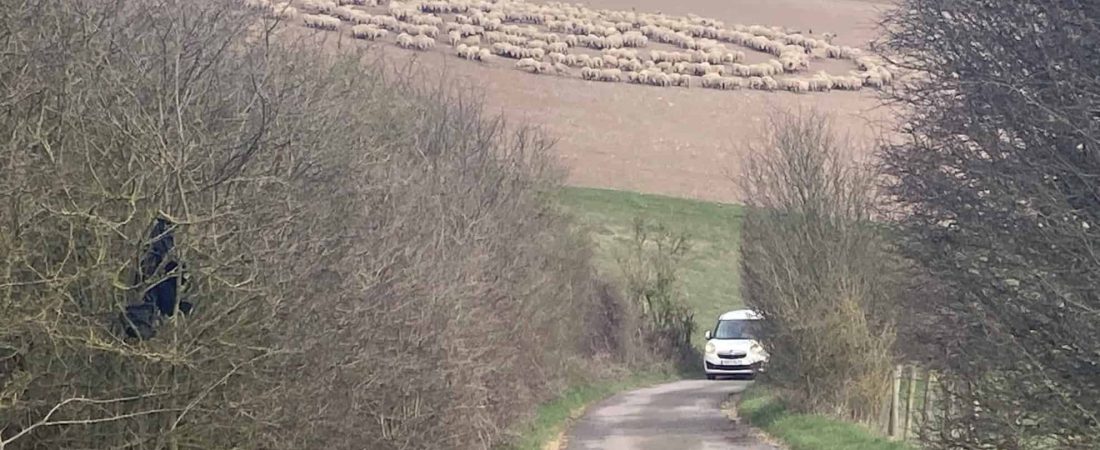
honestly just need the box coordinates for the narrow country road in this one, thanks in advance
[565,379,780,450]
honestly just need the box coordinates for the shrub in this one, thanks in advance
[880,1,1100,447]
[617,218,697,368]
[739,110,903,422]
[0,0,631,448]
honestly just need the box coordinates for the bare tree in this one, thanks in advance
[739,109,903,422]
[880,1,1100,447]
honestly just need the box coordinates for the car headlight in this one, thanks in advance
[747,342,764,358]
[705,342,716,355]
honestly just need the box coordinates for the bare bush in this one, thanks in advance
[616,218,697,369]
[0,0,633,448]
[880,1,1100,447]
[739,110,902,422]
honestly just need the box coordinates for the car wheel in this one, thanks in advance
[706,374,717,380]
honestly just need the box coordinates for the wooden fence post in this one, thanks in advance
[921,371,936,429]
[904,365,918,439]
[889,364,902,439]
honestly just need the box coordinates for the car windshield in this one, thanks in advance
[713,319,756,339]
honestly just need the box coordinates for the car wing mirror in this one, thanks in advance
[704,330,712,340]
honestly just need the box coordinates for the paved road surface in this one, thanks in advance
[565,379,781,450]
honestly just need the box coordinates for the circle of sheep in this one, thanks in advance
[246,0,898,94]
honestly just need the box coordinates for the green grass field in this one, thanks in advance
[739,386,913,450]
[555,186,745,348]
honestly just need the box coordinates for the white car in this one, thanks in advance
[703,309,768,380]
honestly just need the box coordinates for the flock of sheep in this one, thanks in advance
[246,0,897,93]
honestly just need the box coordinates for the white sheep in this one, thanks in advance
[396,32,416,48]
[302,14,340,30]
[408,14,444,27]
[622,31,648,47]
[351,24,387,40]
[779,78,806,93]
[547,42,569,53]
[456,44,488,61]
[299,0,335,14]
[515,58,552,74]
[618,58,643,72]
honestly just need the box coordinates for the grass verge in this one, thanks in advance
[738,384,912,450]
[507,371,673,450]
[555,186,744,349]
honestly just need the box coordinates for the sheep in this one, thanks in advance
[649,50,690,64]
[564,35,579,47]
[396,32,416,49]
[483,31,526,45]
[669,73,691,88]
[515,58,552,74]
[302,14,340,30]
[456,34,477,46]
[245,0,271,10]
[601,54,619,68]
[604,48,638,60]
[702,75,744,90]
[830,75,863,90]
[622,31,648,47]
[420,1,468,13]
[414,35,436,50]
[456,44,489,61]
[861,72,884,88]
[581,67,622,82]
[329,6,360,22]
[407,14,444,27]
[547,42,569,53]
[389,4,416,20]
[414,25,439,38]
[456,24,483,37]
[700,72,721,89]
[367,15,400,30]
[299,0,335,14]
[618,58,643,72]
[527,39,548,50]
[779,78,807,93]
[600,68,623,82]
[547,52,566,64]
[807,75,833,92]
[481,18,502,31]
[447,30,462,45]
[490,42,544,60]
[873,65,893,84]
[351,24,387,40]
